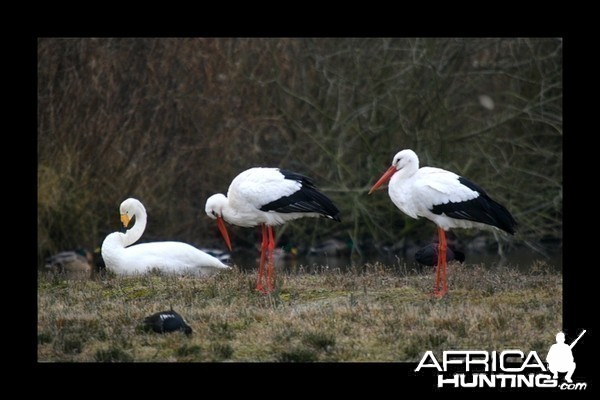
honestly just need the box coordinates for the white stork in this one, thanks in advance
[205,167,341,293]
[101,198,231,276]
[369,149,516,297]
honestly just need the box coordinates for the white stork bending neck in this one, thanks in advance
[205,166,342,294]
[209,193,266,228]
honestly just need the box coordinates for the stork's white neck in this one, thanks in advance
[391,161,418,186]
[221,200,262,227]
[206,192,262,228]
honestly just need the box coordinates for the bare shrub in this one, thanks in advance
[38,38,562,262]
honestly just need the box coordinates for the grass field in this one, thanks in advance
[37,262,561,362]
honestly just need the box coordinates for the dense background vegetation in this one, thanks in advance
[38,38,562,263]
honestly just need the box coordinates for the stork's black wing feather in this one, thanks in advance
[430,177,517,234]
[260,170,341,221]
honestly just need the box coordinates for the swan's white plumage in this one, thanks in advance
[101,198,230,276]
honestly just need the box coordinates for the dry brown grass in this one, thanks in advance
[37,262,561,362]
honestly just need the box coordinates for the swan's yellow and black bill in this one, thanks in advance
[216,216,233,251]
[120,214,131,228]
[368,165,398,195]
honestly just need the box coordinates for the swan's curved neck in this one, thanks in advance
[124,206,147,246]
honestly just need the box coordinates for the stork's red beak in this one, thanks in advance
[216,216,233,251]
[368,165,398,194]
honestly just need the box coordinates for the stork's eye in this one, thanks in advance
[212,210,217,217]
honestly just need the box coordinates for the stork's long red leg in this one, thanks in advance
[256,224,268,293]
[439,228,448,295]
[434,226,448,297]
[266,225,276,292]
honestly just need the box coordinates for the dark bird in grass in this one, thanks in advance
[143,308,192,335]
[45,248,92,278]
[415,243,465,266]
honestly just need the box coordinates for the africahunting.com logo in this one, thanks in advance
[415,330,587,390]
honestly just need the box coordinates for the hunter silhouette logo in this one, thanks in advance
[415,329,587,390]
[546,330,585,383]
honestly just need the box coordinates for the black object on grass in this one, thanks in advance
[143,308,192,335]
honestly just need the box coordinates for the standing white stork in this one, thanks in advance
[101,198,231,276]
[205,167,341,293]
[369,149,516,297]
